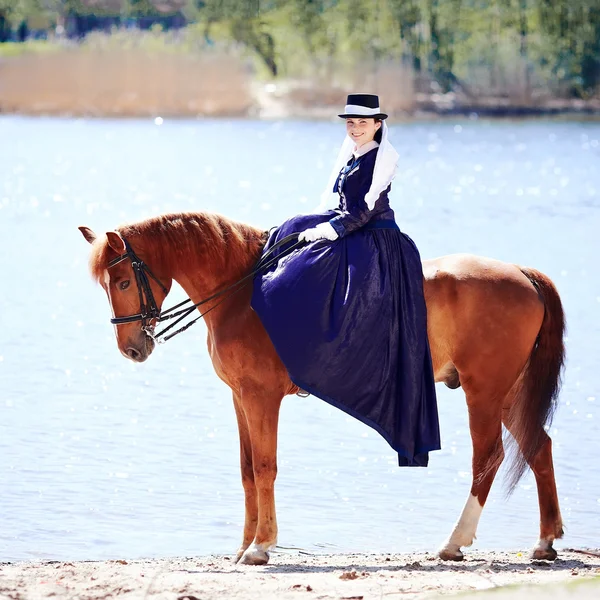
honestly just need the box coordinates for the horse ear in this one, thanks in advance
[78,226,97,244]
[106,231,126,254]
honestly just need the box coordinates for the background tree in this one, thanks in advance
[197,0,278,76]
[1,0,599,99]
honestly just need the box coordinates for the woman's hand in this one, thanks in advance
[298,222,339,243]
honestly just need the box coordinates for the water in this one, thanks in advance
[0,116,599,562]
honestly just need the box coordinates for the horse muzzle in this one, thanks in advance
[122,335,155,363]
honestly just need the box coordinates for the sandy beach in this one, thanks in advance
[1,549,599,599]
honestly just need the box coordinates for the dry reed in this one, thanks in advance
[0,45,253,117]
[279,60,416,118]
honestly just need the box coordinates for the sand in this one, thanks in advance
[1,549,599,600]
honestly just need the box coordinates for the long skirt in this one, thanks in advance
[251,211,440,466]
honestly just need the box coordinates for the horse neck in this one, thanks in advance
[144,214,265,324]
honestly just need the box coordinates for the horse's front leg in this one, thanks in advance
[238,387,282,566]
[232,392,258,563]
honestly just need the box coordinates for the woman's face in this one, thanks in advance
[345,118,381,147]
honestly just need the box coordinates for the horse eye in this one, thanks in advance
[119,280,130,291]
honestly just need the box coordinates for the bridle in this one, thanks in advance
[108,238,166,329]
[106,232,304,344]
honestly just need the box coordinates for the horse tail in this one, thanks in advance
[505,267,565,493]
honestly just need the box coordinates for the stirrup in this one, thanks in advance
[296,389,310,398]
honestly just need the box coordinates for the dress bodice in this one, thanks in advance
[328,147,396,238]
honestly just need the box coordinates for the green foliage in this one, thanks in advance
[1,0,599,97]
[0,1,45,25]
[127,1,187,16]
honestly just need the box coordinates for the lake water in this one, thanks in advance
[0,116,599,562]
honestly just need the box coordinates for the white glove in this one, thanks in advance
[298,222,339,243]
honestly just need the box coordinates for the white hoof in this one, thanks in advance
[235,545,250,564]
[239,543,271,566]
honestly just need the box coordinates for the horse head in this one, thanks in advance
[79,225,173,363]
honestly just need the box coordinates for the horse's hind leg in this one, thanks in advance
[439,390,504,561]
[529,434,564,560]
[502,416,563,560]
[232,392,258,563]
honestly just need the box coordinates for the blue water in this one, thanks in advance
[0,116,599,562]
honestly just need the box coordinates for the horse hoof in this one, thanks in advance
[239,544,270,566]
[531,546,557,561]
[438,547,464,561]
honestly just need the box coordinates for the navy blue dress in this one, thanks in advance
[251,147,440,466]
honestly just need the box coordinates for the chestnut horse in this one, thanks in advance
[79,211,565,565]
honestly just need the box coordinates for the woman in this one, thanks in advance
[251,94,440,467]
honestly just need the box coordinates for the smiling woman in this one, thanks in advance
[251,93,441,470]
[345,116,382,146]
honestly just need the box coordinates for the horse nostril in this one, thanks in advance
[126,347,141,361]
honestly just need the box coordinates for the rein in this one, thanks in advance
[107,232,304,344]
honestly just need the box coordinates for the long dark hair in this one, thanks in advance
[374,119,383,144]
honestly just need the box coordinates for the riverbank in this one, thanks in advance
[1,549,599,599]
[1,36,600,120]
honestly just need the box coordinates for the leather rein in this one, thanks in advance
[107,233,303,344]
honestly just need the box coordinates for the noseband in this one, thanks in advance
[106,232,304,344]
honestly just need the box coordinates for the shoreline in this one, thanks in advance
[2,107,600,123]
[1,549,599,599]
[2,101,600,121]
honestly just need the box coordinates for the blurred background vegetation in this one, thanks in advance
[0,1,599,116]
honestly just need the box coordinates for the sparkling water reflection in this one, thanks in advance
[0,116,599,561]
